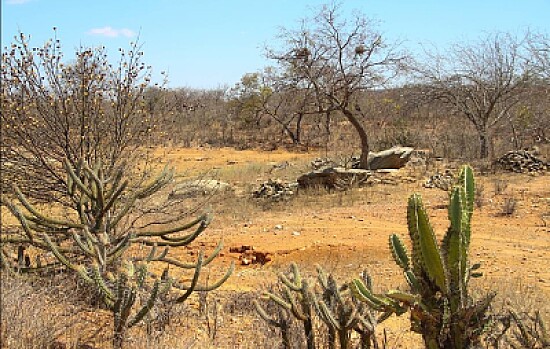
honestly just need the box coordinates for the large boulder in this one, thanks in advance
[297,167,372,190]
[367,146,414,170]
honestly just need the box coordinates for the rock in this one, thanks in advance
[252,179,297,201]
[424,170,454,191]
[297,167,372,190]
[367,146,414,170]
[494,149,548,173]
[311,157,338,170]
[292,231,301,236]
[169,179,232,199]
[274,224,283,230]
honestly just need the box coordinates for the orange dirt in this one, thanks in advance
[155,147,550,296]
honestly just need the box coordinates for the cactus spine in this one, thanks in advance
[352,165,494,349]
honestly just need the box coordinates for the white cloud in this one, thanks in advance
[6,0,32,4]
[88,26,136,38]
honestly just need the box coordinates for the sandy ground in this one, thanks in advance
[151,146,550,295]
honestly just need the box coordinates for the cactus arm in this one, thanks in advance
[408,194,448,293]
[385,290,419,304]
[389,234,409,271]
[127,279,161,327]
[318,299,343,331]
[82,162,105,209]
[135,263,147,288]
[283,287,307,320]
[102,180,128,216]
[3,199,36,242]
[41,232,81,272]
[131,220,208,247]
[71,231,95,257]
[174,251,203,302]
[265,292,292,311]
[13,186,84,229]
[135,214,208,237]
[92,176,126,232]
[317,264,329,288]
[254,300,289,328]
[350,279,385,311]
[91,263,115,301]
[189,261,234,292]
[458,165,475,224]
[109,169,172,230]
[106,234,134,263]
[404,270,420,291]
[63,159,95,200]
[158,220,208,242]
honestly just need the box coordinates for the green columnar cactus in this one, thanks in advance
[256,264,391,349]
[313,267,379,349]
[1,158,234,349]
[351,165,494,349]
[253,297,293,349]
[255,263,316,349]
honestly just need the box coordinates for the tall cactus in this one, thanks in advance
[352,165,494,349]
[1,158,234,349]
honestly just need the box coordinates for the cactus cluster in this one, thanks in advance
[351,165,494,349]
[1,158,233,349]
[255,263,390,349]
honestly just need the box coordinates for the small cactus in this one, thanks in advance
[256,263,390,349]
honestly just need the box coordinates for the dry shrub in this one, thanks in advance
[500,196,518,216]
[0,274,84,349]
[481,277,550,348]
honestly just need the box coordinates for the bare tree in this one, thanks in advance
[414,33,531,159]
[1,30,164,203]
[267,3,406,168]
[528,32,550,80]
[228,69,322,146]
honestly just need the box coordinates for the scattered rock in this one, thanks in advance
[169,179,232,199]
[311,157,338,170]
[424,170,454,191]
[252,179,297,201]
[297,167,372,190]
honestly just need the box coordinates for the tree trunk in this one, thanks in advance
[295,112,304,144]
[478,129,490,159]
[342,109,370,168]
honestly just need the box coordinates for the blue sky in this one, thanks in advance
[2,0,549,89]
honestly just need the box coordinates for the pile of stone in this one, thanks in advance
[311,158,338,170]
[252,179,298,201]
[423,170,454,191]
[495,150,548,173]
